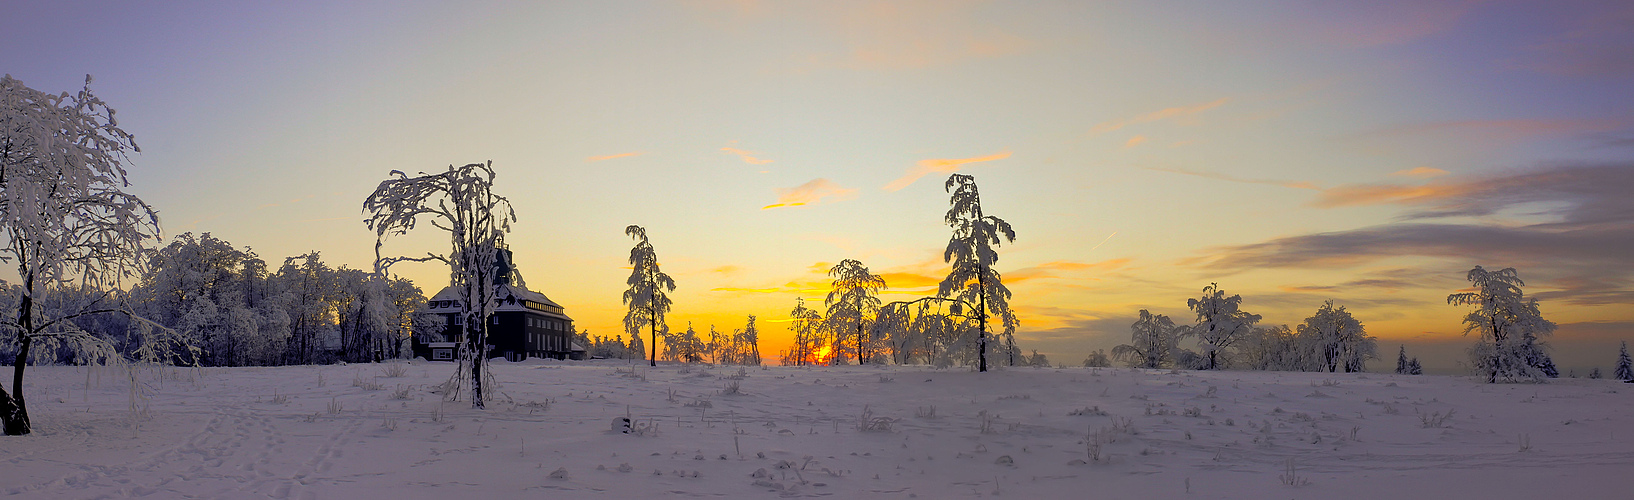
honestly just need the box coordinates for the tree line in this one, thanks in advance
[1099,266,1614,384]
[0,233,425,367]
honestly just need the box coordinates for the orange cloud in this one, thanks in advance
[884,150,1012,191]
[1124,135,1147,148]
[1310,183,1467,208]
[721,147,773,165]
[876,272,941,289]
[1007,259,1131,283]
[711,265,742,275]
[1090,98,1229,136]
[1390,166,1450,178]
[587,152,644,162]
[762,178,858,210]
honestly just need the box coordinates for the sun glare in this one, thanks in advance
[811,345,834,365]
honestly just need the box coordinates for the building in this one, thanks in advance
[412,250,583,361]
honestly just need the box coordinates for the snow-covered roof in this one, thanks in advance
[425,284,571,319]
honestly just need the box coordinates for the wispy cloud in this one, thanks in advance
[1288,1,1480,47]
[1185,164,1634,305]
[584,151,640,160]
[762,178,858,210]
[1144,166,1321,191]
[1310,183,1466,208]
[763,1,1033,73]
[884,150,1011,191]
[1089,98,1229,135]
[721,147,773,165]
[1389,166,1450,178]
[1007,258,1132,284]
[1509,4,1634,77]
[1351,118,1624,144]
[1124,135,1147,148]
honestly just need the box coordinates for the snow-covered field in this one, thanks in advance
[4,360,1631,499]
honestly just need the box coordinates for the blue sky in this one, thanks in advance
[5,0,1633,370]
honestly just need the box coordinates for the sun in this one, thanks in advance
[811,345,834,365]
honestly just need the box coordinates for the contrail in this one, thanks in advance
[1088,231,1117,252]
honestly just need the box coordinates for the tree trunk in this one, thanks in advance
[4,280,35,435]
[467,311,485,410]
[978,271,988,373]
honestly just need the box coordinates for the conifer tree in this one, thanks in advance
[1615,341,1633,382]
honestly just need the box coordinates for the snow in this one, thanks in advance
[4,361,1631,499]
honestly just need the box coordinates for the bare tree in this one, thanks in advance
[1,75,190,435]
[622,225,674,367]
[364,161,514,409]
[939,174,1017,372]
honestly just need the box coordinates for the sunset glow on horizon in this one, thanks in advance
[5,1,1633,372]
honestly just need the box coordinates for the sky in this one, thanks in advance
[4,0,1633,372]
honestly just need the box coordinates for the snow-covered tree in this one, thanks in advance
[938,174,1017,372]
[1298,300,1376,373]
[825,259,886,365]
[364,161,515,409]
[1616,341,1633,382]
[1447,266,1557,383]
[663,322,705,363]
[1112,310,1180,369]
[786,298,826,366]
[622,225,674,367]
[1184,283,1261,370]
[1239,324,1303,371]
[1082,349,1111,368]
[0,75,193,435]
[627,331,646,363]
[722,316,758,367]
[1396,345,1410,374]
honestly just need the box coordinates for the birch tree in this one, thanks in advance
[622,225,674,367]
[364,161,514,409]
[1448,266,1557,383]
[939,173,1017,372]
[825,259,886,365]
[1,75,191,435]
